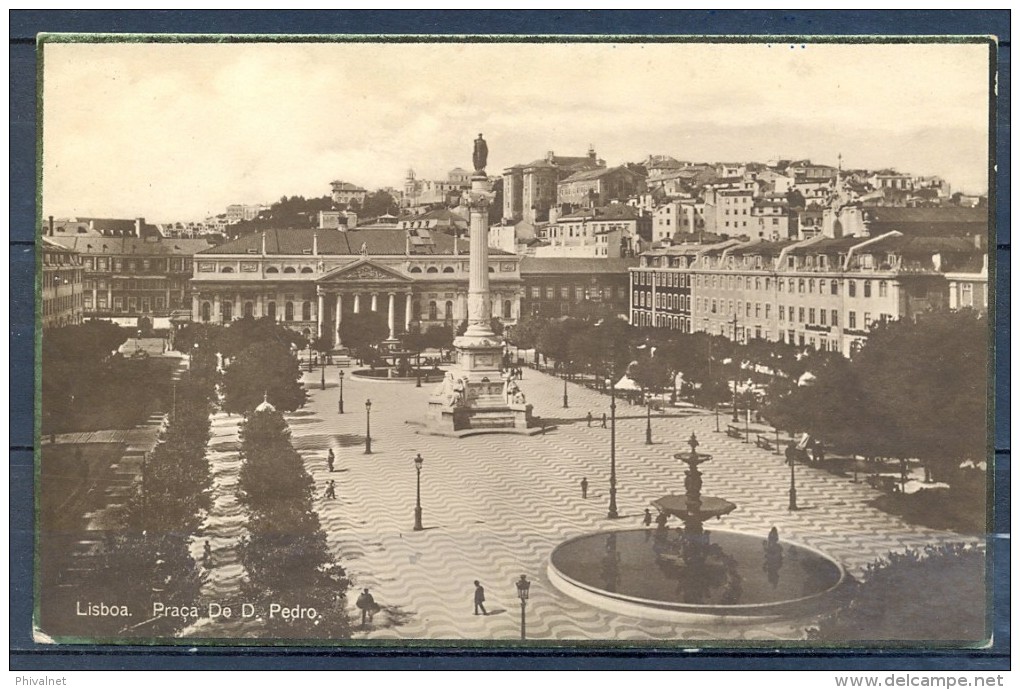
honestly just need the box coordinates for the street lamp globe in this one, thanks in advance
[365,399,372,411]
[414,453,424,471]
[516,574,530,602]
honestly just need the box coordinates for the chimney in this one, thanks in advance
[547,150,555,163]
[261,231,266,256]
[588,144,596,162]
[89,220,95,233]
[313,231,318,255]
[405,232,411,256]
[135,218,144,237]
[48,215,54,236]
[453,232,459,255]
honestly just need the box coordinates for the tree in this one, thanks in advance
[222,341,306,414]
[215,316,306,360]
[851,309,988,482]
[810,544,985,641]
[425,324,454,350]
[337,311,389,360]
[629,355,671,394]
[360,189,399,218]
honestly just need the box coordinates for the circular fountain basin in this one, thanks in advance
[349,368,446,383]
[548,528,846,622]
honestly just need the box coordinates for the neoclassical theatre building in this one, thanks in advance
[189,227,523,345]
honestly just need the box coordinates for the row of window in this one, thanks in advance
[634,291,691,312]
[85,279,176,291]
[85,295,172,313]
[42,270,84,288]
[699,298,772,320]
[633,311,692,331]
[527,285,627,300]
[633,271,692,288]
[42,293,83,316]
[84,257,192,273]
[42,253,82,266]
[695,272,890,298]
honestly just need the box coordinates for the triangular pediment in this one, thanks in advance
[316,259,413,284]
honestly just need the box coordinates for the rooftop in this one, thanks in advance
[199,227,512,257]
[560,205,643,222]
[519,256,638,275]
[47,236,213,256]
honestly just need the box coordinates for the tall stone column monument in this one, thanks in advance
[423,134,537,436]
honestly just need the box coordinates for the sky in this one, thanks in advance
[42,40,992,221]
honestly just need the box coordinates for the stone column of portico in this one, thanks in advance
[192,294,199,321]
[371,293,378,312]
[353,294,361,314]
[317,293,325,338]
[404,293,413,331]
[387,293,396,340]
[334,294,343,348]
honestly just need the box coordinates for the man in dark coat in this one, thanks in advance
[473,580,488,615]
[356,588,377,625]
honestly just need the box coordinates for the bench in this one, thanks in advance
[726,424,743,439]
[755,434,774,451]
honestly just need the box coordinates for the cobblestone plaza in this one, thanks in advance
[191,362,970,642]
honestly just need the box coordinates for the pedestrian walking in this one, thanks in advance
[601,412,607,429]
[580,477,589,499]
[655,510,669,530]
[202,540,213,568]
[324,480,336,500]
[473,580,488,616]
[643,508,653,527]
[356,588,377,625]
[586,411,593,427]
[327,448,335,472]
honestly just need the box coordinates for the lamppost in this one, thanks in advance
[320,361,326,390]
[645,401,653,445]
[731,313,740,422]
[415,350,422,388]
[413,453,424,531]
[515,574,531,640]
[788,445,798,511]
[606,373,619,520]
[562,368,569,408]
[307,343,313,373]
[364,399,372,454]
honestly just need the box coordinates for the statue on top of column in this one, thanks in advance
[472,133,488,174]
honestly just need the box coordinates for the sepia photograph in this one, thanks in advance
[34,36,994,646]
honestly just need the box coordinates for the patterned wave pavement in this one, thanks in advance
[274,366,976,642]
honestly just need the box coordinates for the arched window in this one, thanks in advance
[442,266,455,273]
[409,266,422,273]
[266,266,279,274]
[267,301,277,320]
[503,300,512,319]
[220,266,234,273]
[302,301,312,321]
[222,301,233,322]
[300,267,313,274]
[428,301,438,320]
[285,301,294,321]
[201,301,211,322]
[283,266,297,274]
[444,301,453,321]
[426,266,439,274]
[244,301,254,318]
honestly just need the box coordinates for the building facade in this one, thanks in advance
[41,237,86,329]
[189,227,523,345]
[538,205,650,258]
[47,235,210,328]
[630,233,987,356]
[555,166,646,208]
[502,148,605,224]
[520,257,635,318]
[330,180,369,206]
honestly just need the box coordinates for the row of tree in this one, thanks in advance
[84,346,219,637]
[236,401,353,637]
[508,308,989,486]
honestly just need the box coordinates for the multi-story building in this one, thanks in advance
[502,148,605,224]
[47,235,211,328]
[226,204,269,224]
[630,232,987,356]
[189,227,523,345]
[519,257,635,318]
[555,165,645,209]
[402,169,472,209]
[330,180,369,206]
[707,187,756,236]
[537,205,650,258]
[41,237,86,329]
[751,198,793,240]
[651,201,701,243]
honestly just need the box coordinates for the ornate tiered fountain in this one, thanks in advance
[548,434,846,624]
